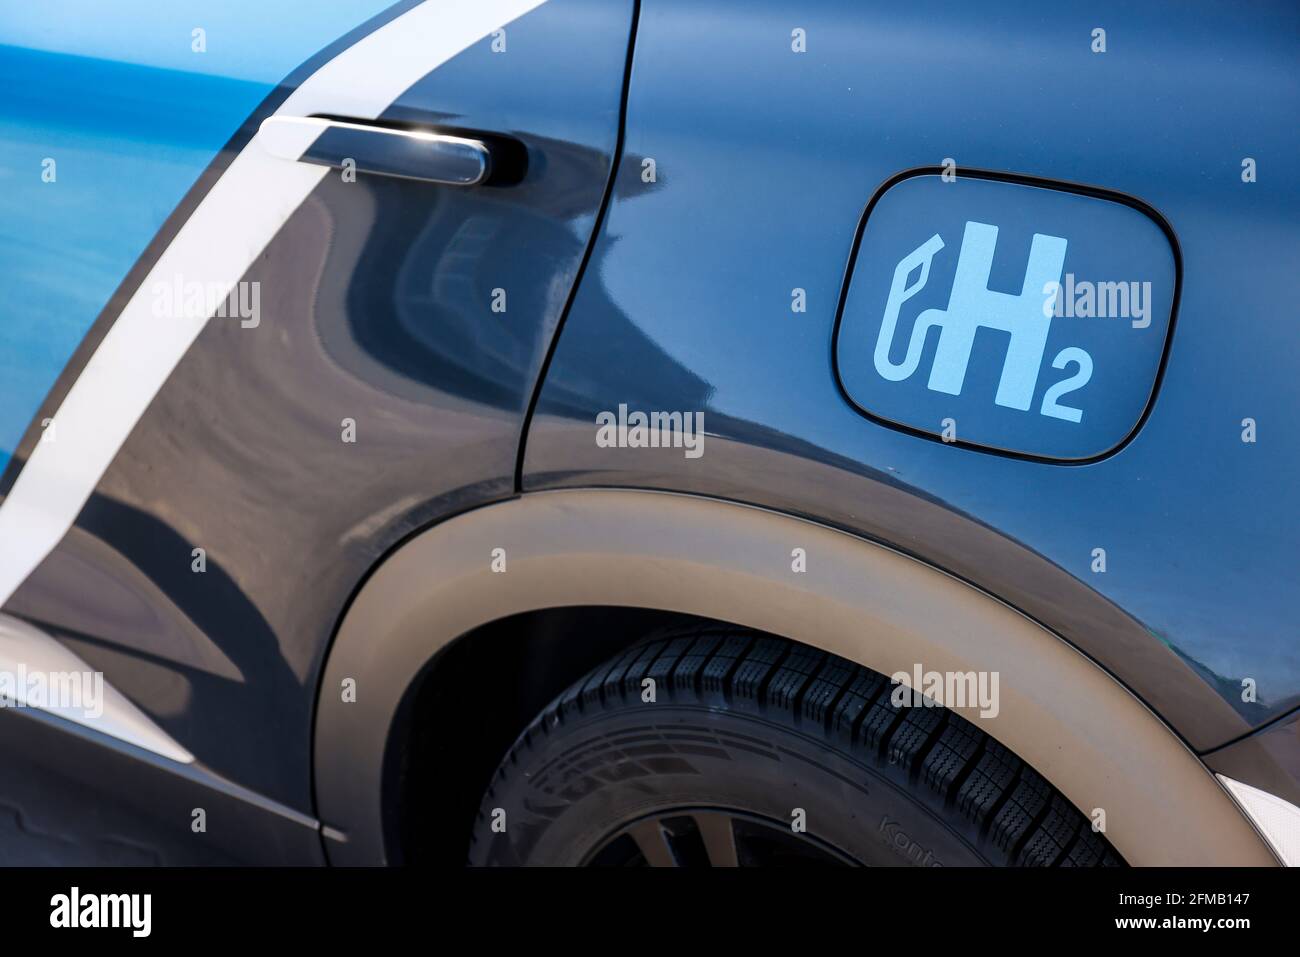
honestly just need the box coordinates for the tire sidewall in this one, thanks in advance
[472,703,993,866]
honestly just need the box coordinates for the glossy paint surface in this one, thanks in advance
[2,0,634,812]
[524,0,1300,748]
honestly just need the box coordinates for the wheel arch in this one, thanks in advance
[313,488,1277,865]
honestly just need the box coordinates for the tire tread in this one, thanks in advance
[476,627,1122,867]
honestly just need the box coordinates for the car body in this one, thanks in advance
[0,0,1296,866]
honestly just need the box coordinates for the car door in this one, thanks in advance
[0,0,634,862]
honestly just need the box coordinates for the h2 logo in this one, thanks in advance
[873,221,1093,423]
[836,172,1176,460]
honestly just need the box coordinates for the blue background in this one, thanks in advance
[0,1,396,473]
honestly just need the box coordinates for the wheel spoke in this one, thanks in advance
[628,819,678,867]
[694,812,739,867]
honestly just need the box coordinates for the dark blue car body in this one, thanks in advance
[0,0,1295,865]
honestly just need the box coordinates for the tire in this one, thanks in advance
[468,626,1123,867]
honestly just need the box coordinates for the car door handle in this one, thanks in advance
[259,116,493,186]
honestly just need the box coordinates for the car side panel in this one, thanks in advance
[521,0,1300,749]
[0,0,635,817]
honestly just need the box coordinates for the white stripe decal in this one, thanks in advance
[0,0,547,607]
[0,612,194,763]
[1218,774,1300,866]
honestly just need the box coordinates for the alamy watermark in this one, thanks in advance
[50,887,150,937]
[1043,274,1152,328]
[890,664,1000,719]
[595,403,705,459]
[0,666,104,719]
[151,274,261,328]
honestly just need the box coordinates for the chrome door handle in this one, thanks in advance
[259,116,492,186]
